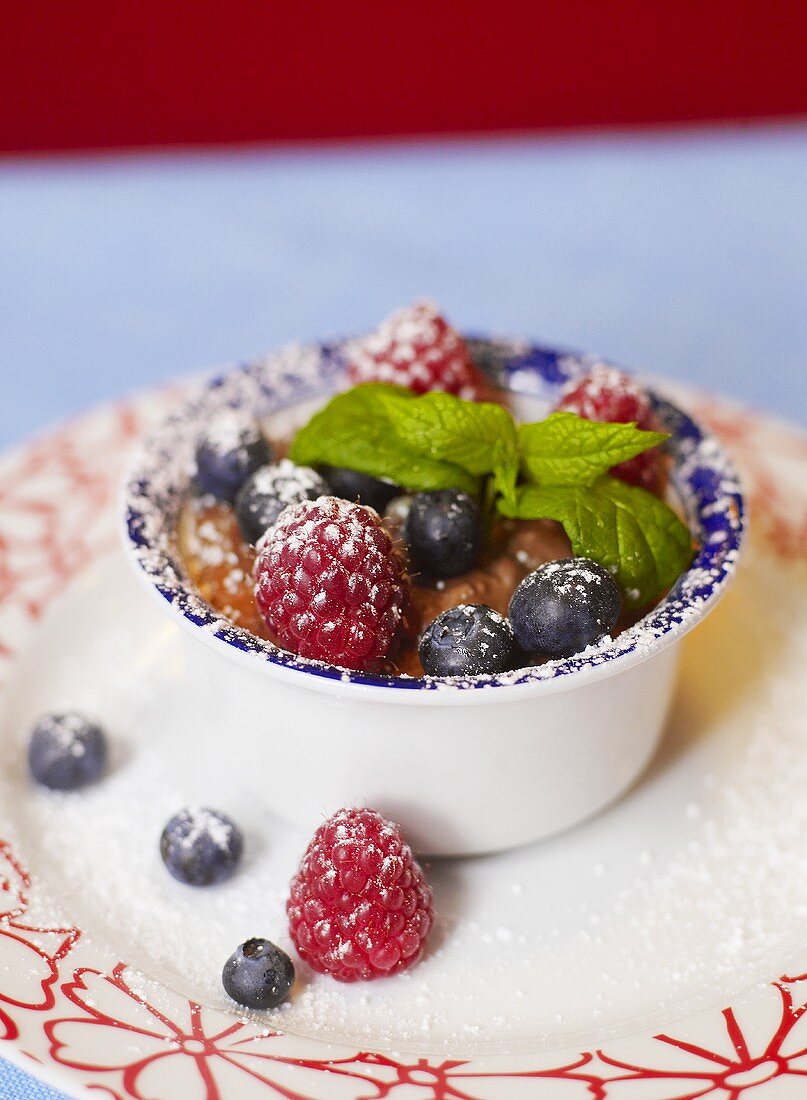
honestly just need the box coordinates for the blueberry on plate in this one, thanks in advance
[321,466,400,513]
[195,410,272,502]
[222,938,295,1010]
[235,459,328,545]
[508,557,621,658]
[419,604,516,677]
[406,489,481,578]
[160,807,244,886]
[28,711,108,790]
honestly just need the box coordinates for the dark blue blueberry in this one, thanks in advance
[405,490,481,578]
[508,557,621,658]
[195,411,272,502]
[419,604,516,677]
[28,712,108,790]
[235,460,328,544]
[160,808,244,886]
[321,466,400,513]
[222,937,295,1009]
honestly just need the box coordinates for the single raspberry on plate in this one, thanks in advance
[254,496,409,671]
[556,364,663,492]
[347,300,486,400]
[287,807,433,982]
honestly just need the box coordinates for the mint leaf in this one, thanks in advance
[289,384,480,495]
[379,391,519,507]
[290,386,689,605]
[499,475,693,607]
[518,412,668,487]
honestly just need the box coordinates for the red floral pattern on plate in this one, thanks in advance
[596,977,807,1098]
[0,383,806,1098]
[0,840,80,1046]
[44,962,598,1099]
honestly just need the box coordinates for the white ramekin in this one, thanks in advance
[123,337,744,855]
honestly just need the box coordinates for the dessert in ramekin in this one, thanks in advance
[124,315,744,855]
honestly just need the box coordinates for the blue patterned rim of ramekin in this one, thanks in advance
[124,336,745,692]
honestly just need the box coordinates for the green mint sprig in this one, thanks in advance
[498,478,693,604]
[290,384,518,501]
[289,383,694,607]
[518,412,668,486]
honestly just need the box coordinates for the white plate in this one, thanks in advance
[2,380,807,1099]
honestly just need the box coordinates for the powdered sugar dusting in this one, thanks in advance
[248,459,325,508]
[125,337,744,691]
[557,362,654,425]
[198,408,263,458]
[347,300,481,401]
[171,807,237,853]
[7,524,807,1054]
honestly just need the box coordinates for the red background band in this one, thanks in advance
[3,1,806,155]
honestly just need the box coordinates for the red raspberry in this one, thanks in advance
[254,496,409,671]
[347,300,486,400]
[287,807,433,982]
[556,364,663,492]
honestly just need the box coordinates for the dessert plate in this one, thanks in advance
[1,369,807,1099]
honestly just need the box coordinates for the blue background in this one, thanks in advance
[0,124,805,1098]
[1,124,806,452]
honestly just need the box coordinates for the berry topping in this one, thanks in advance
[254,496,410,671]
[235,460,328,545]
[160,807,244,886]
[28,711,108,791]
[287,807,433,982]
[419,603,516,677]
[195,410,272,502]
[322,466,401,514]
[347,300,485,399]
[509,557,621,658]
[406,489,482,578]
[222,938,295,1010]
[556,365,661,491]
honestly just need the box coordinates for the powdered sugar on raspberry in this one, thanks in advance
[347,300,483,400]
[254,496,410,671]
[287,807,433,982]
[557,363,655,428]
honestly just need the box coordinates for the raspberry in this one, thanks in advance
[556,364,662,492]
[347,301,486,400]
[254,496,409,671]
[287,807,433,982]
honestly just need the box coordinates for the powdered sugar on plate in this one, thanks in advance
[4,523,807,1056]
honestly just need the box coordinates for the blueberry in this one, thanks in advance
[195,411,272,502]
[419,604,516,677]
[321,466,400,513]
[160,808,244,886]
[222,938,295,1009]
[28,712,108,790]
[405,490,481,578]
[508,557,621,658]
[235,460,328,544]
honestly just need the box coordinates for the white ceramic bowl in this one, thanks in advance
[123,337,744,855]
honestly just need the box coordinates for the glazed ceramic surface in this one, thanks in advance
[2,374,807,1099]
[123,342,744,854]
